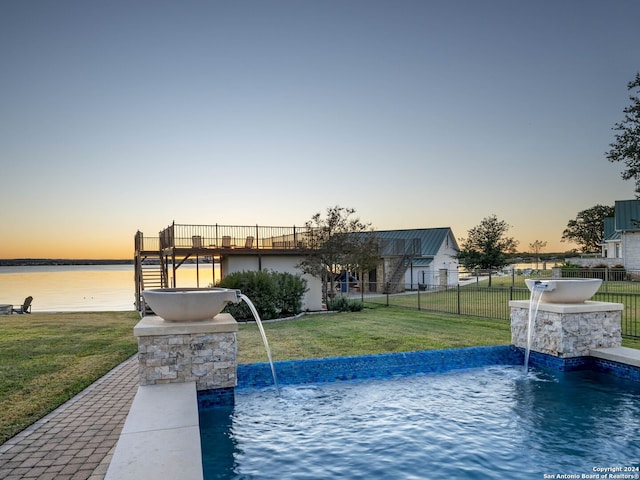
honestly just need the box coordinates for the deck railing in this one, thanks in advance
[135,233,160,252]
[157,223,314,251]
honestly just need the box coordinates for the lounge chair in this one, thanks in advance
[12,296,33,314]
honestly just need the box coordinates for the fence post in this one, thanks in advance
[417,287,421,310]
[457,284,461,315]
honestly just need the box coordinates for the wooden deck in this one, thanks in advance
[134,222,312,311]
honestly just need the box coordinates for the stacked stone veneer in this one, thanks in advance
[510,300,623,358]
[133,313,238,391]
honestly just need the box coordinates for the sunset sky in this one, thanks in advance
[1,0,639,259]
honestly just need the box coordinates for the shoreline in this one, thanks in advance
[0,259,133,266]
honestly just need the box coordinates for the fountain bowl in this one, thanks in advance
[524,278,602,303]
[142,288,240,322]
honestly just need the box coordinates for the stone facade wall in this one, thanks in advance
[623,231,640,270]
[511,304,621,358]
[137,331,237,391]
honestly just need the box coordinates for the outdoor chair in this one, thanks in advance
[12,296,33,314]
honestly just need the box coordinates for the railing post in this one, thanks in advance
[386,283,390,306]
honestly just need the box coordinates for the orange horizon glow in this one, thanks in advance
[0,234,578,260]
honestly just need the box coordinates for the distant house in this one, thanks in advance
[601,200,640,269]
[601,216,621,261]
[364,227,459,293]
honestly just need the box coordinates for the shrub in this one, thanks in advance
[327,296,364,312]
[218,270,307,320]
[560,263,627,281]
[274,272,308,316]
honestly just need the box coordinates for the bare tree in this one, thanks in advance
[529,240,547,269]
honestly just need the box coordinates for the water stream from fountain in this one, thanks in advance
[239,294,280,394]
[524,282,546,371]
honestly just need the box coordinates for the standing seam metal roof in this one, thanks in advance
[615,200,640,231]
[371,228,457,256]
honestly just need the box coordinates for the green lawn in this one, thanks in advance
[237,304,512,364]
[0,311,139,443]
[361,278,640,338]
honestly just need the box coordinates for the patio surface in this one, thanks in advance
[0,356,138,480]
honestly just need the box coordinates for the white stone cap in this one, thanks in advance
[590,346,640,368]
[509,300,624,314]
[105,382,203,480]
[134,312,238,337]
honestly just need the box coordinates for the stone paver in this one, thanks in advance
[0,357,138,480]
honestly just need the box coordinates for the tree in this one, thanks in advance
[561,205,614,253]
[606,72,640,196]
[457,215,518,285]
[298,206,380,304]
[529,240,547,269]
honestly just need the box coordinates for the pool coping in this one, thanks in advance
[590,346,640,367]
[104,382,203,480]
[106,345,640,480]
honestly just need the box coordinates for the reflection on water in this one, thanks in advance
[0,264,220,312]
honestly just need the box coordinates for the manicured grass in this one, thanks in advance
[362,278,640,338]
[0,311,139,443]
[237,304,512,364]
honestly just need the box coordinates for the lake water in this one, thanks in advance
[0,262,560,313]
[0,264,220,312]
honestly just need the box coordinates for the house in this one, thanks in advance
[601,200,640,269]
[601,216,621,261]
[364,227,459,293]
[134,223,459,313]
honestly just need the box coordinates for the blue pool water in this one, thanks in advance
[200,365,640,479]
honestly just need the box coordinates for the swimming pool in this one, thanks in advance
[200,364,640,479]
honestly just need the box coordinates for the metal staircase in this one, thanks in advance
[384,254,413,293]
[141,261,164,290]
[135,256,167,314]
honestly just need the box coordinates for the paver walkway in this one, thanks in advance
[0,356,138,480]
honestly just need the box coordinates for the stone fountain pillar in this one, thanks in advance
[133,313,239,391]
[509,301,623,358]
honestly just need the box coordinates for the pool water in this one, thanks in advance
[200,366,640,479]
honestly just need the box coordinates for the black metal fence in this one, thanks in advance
[354,283,640,339]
